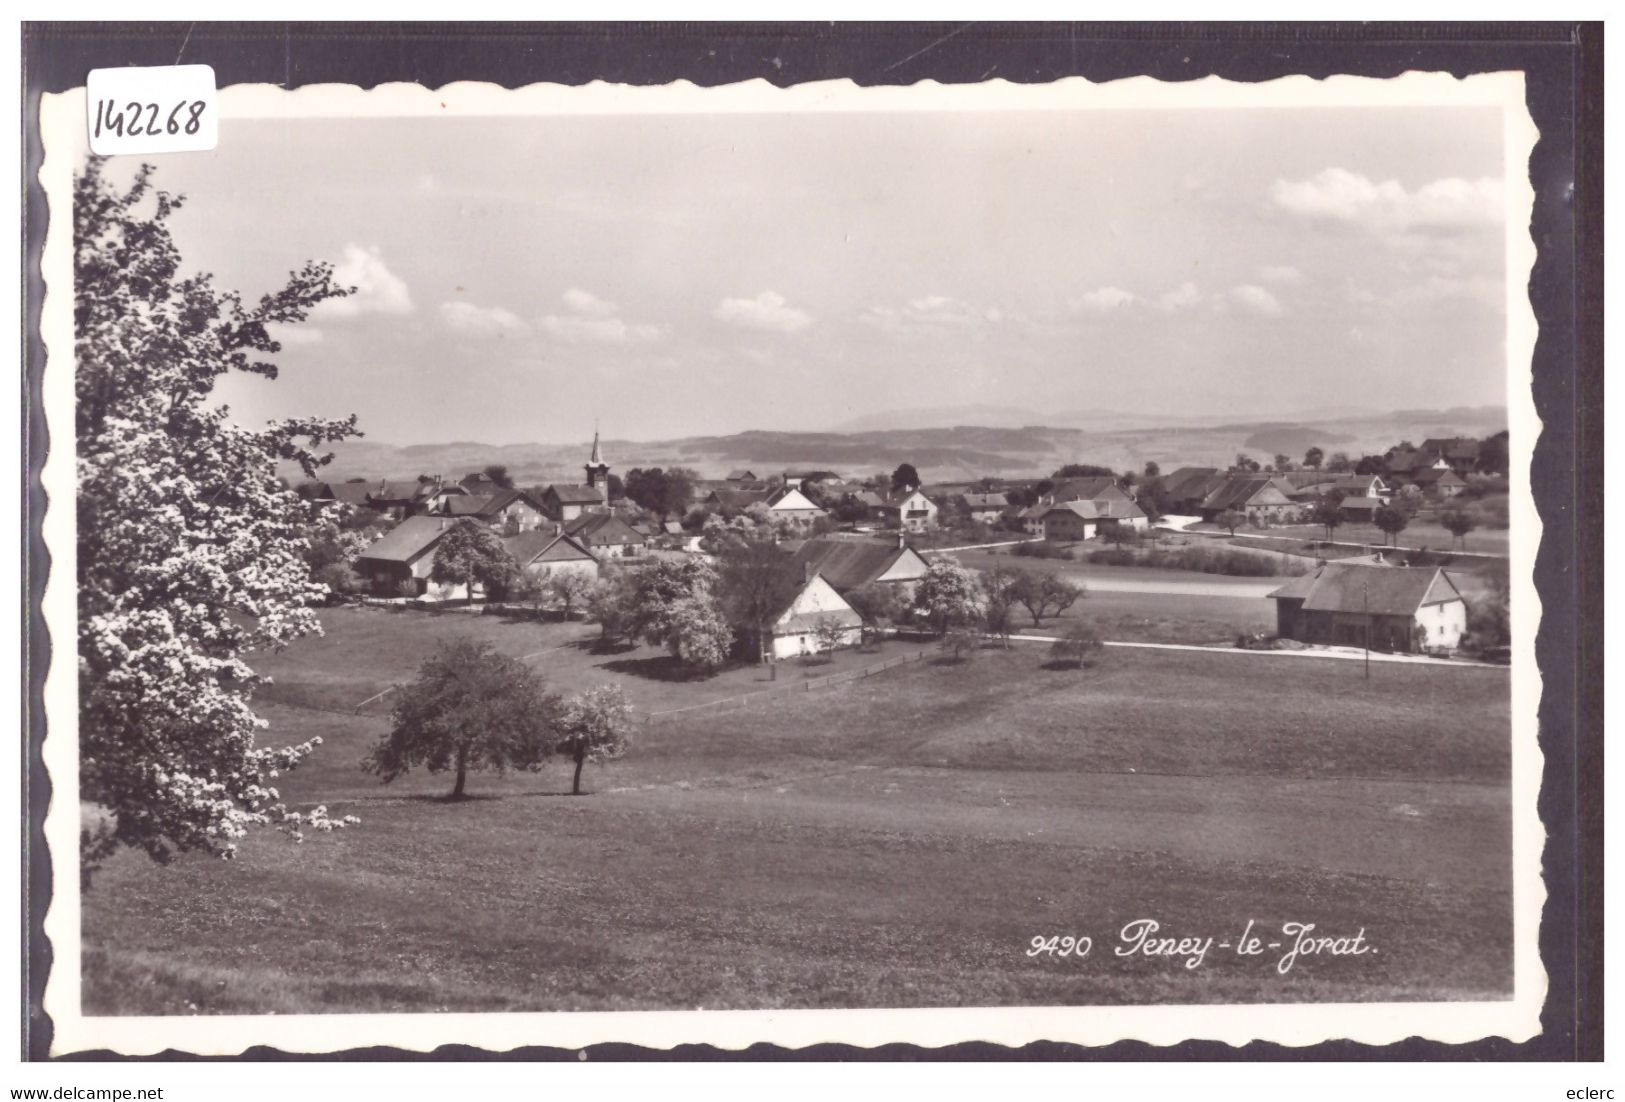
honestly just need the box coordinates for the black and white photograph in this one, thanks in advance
[33,61,1556,1057]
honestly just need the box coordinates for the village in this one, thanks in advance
[297,428,1511,665]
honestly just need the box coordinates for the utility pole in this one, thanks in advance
[1363,578,1371,681]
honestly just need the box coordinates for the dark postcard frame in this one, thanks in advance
[21,20,1603,1062]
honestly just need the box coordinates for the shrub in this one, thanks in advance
[1013,541,1074,560]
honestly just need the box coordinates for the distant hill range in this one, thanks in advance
[286,405,1508,486]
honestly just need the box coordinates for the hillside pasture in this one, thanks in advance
[82,633,1514,1015]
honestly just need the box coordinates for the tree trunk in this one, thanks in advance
[572,751,586,796]
[451,745,468,798]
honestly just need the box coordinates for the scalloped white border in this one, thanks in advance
[37,70,1544,1056]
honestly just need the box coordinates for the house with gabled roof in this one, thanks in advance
[1199,475,1300,525]
[1037,497,1147,541]
[766,572,864,661]
[766,485,830,530]
[443,488,550,532]
[958,491,1009,523]
[1420,437,1481,473]
[1160,467,1227,515]
[1268,560,1467,654]
[542,483,610,522]
[353,515,477,600]
[784,534,931,596]
[1406,467,1468,499]
[867,486,937,532]
[563,511,647,559]
[502,526,599,582]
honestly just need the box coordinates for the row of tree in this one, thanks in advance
[365,640,634,799]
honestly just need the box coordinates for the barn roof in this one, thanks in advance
[564,512,645,545]
[546,483,606,504]
[1268,562,1463,617]
[503,528,595,565]
[785,537,920,592]
[355,516,467,564]
[1201,475,1293,512]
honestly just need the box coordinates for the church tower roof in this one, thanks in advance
[588,429,605,466]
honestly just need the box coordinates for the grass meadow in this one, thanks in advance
[81,606,1514,1014]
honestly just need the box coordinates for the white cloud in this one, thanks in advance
[1269,168,1502,231]
[561,288,618,317]
[313,244,414,318]
[714,290,812,334]
[1259,265,1303,284]
[1229,284,1286,317]
[863,295,1004,332]
[538,289,662,345]
[1157,282,1203,312]
[1072,286,1140,312]
[439,300,529,336]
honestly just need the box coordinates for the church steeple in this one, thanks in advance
[584,424,611,505]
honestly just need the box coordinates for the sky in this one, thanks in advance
[115,104,1511,446]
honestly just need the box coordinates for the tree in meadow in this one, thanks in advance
[1373,504,1410,547]
[1303,446,1325,470]
[75,157,361,875]
[546,569,596,621]
[1049,622,1103,669]
[552,684,635,796]
[364,639,558,799]
[1214,509,1245,537]
[1440,506,1478,550]
[912,558,982,636]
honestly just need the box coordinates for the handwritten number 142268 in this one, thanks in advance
[93,99,208,140]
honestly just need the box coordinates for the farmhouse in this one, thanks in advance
[443,488,550,531]
[541,483,609,521]
[766,572,864,660]
[502,527,599,581]
[869,486,938,532]
[784,534,930,596]
[1199,475,1300,525]
[765,485,830,529]
[1407,467,1468,499]
[1419,437,1481,473]
[353,515,476,600]
[958,491,1009,523]
[1160,467,1227,515]
[1337,495,1383,522]
[726,468,758,482]
[564,511,647,559]
[1037,498,1147,541]
[1267,560,1467,654]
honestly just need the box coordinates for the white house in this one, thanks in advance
[768,572,864,660]
[872,487,938,532]
[765,486,829,530]
[1267,561,1468,654]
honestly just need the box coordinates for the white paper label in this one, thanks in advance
[86,65,218,155]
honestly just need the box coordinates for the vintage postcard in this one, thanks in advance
[37,70,1544,1054]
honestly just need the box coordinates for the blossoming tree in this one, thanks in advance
[75,157,361,875]
[552,684,634,795]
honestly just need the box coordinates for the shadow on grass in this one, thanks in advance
[597,653,730,683]
[1039,659,1101,672]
